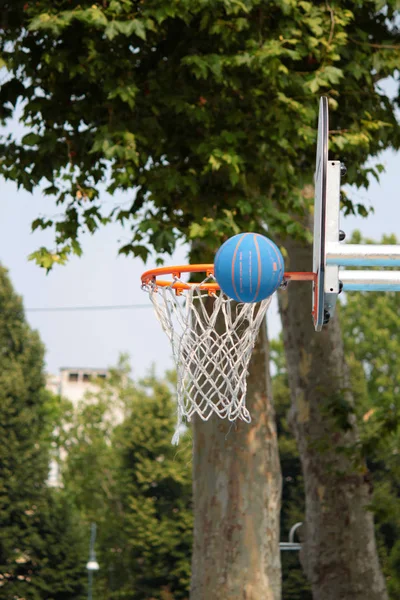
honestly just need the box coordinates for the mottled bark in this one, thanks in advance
[190,315,282,600]
[278,237,387,600]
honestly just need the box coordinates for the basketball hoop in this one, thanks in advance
[140,96,400,443]
[141,264,314,443]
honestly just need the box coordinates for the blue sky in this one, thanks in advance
[1,131,399,379]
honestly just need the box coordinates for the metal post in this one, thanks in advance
[340,270,400,291]
[86,523,99,600]
[88,570,93,600]
[327,243,400,267]
[279,522,303,551]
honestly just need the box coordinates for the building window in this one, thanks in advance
[68,373,79,382]
[82,374,91,382]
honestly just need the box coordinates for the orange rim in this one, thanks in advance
[141,264,316,292]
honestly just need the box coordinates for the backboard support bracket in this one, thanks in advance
[318,160,341,328]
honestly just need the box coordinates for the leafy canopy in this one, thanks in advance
[1,0,399,267]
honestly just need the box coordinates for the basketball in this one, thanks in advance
[214,233,285,303]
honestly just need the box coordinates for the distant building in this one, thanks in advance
[46,367,109,407]
[46,367,110,487]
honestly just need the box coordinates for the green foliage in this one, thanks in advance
[61,359,192,599]
[0,262,47,597]
[60,362,128,525]
[0,263,86,599]
[116,373,193,599]
[23,491,87,599]
[1,1,399,267]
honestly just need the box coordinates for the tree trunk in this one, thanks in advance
[190,316,282,600]
[278,237,387,600]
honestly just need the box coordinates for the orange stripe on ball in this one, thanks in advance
[253,234,262,302]
[231,233,249,302]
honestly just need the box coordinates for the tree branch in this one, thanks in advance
[350,38,400,50]
[325,0,335,46]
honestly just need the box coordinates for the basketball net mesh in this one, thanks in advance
[142,274,272,444]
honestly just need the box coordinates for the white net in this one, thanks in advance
[142,272,272,444]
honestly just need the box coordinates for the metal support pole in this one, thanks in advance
[279,522,303,551]
[340,270,400,292]
[327,243,400,267]
[86,523,99,600]
[88,570,93,600]
[289,522,303,543]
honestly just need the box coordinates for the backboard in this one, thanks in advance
[312,97,341,331]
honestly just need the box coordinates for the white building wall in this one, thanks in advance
[47,367,109,407]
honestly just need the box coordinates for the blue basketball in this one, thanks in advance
[214,233,284,303]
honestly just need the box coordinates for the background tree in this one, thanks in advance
[1,2,400,598]
[60,361,193,600]
[0,264,86,599]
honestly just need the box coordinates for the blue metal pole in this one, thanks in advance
[88,570,93,600]
[87,523,98,600]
